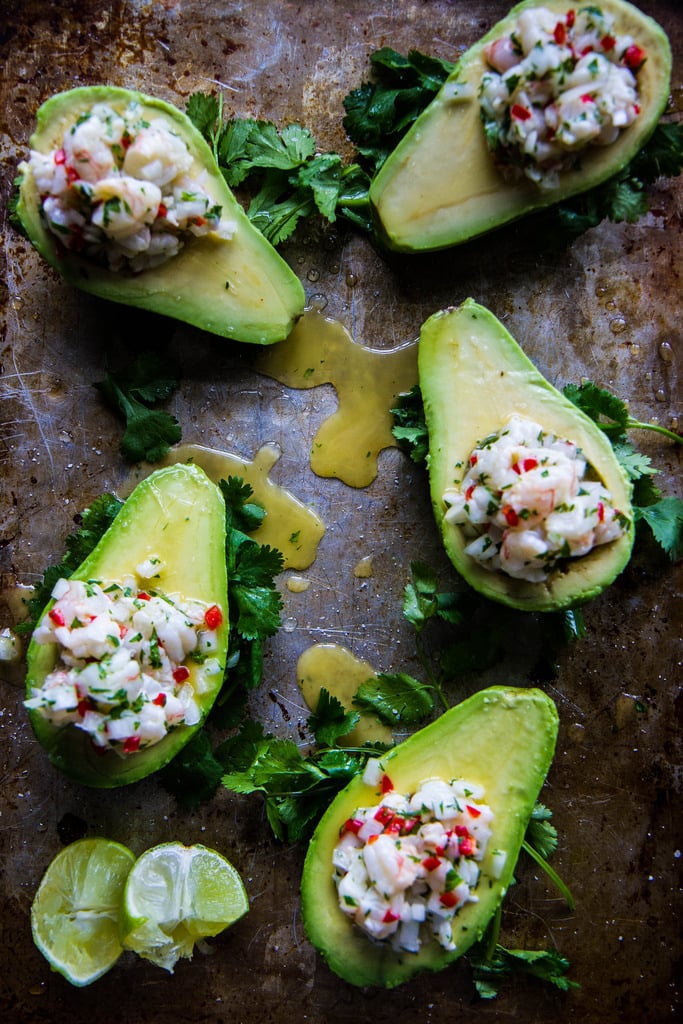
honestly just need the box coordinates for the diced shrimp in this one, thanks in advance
[483,35,519,73]
[123,121,193,187]
[90,176,162,239]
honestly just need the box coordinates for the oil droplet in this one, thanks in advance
[150,443,325,570]
[286,575,311,593]
[353,555,373,578]
[609,316,627,335]
[345,271,358,288]
[282,616,298,633]
[308,292,328,312]
[255,309,418,488]
[654,388,666,403]
[307,268,320,283]
[658,341,674,364]
[297,643,393,746]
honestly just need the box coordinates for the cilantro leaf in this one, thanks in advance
[353,672,434,725]
[391,385,429,465]
[634,496,683,561]
[525,803,558,860]
[562,381,630,439]
[469,944,578,998]
[308,688,360,746]
[94,352,181,463]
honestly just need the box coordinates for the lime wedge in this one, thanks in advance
[121,842,249,972]
[31,837,136,987]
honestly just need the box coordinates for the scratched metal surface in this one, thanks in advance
[0,1,681,1022]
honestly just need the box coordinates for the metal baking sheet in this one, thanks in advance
[0,2,681,1021]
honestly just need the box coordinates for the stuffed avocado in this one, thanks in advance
[301,685,559,988]
[24,463,228,787]
[419,300,634,611]
[15,86,304,344]
[369,0,672,252]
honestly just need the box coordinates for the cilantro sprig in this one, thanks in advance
[94,351,181,464]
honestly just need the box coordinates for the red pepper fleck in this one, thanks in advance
[553,21,566,45]
[566,9,575,28]
[137,591,151,601]
[623,44,645,70]
[119,623,128,639]
[367,833,380,845]
[380,773,394,794]
[122,132,133,150]
[77,698,91,718]
[422,855,441,872]
[466,804,482,818]
[49,607,66,627]
[153,693,167,707]
[439,891,459,909]
[581,44,594,56]
[455,824,470,838]
[374,805,394,827]
[459,836,476,857]
[204,604,223,630]
[512,461,521,475]
[172,666,190,684]
[581,93,595,103]
[470,453,478,466]
[465,484,475,500]
[597,501,605,523]
[633,103,641,115]
[511,103,532,121]
[123,735,141,754]
[65,165,79,184]
[341,817,364,836]
[191,216,207,227]
[54,149,66,165]
[401,817,420,834]
[383,909,400,923]
[157,202,168,219]
[601,34,616,51]
[522,457,539,472]
[503,505,519,527]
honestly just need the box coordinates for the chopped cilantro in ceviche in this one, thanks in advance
[479,5,647,189]
[25,574,224,755]
[443,414,629,582]
[333,763,501,954]
[24,100,236,272]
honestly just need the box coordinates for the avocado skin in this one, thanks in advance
[419,299,634,611]
[301,685,559,988]
[16,86,305,344]
[25,464,228,788]
[369,0,672,252]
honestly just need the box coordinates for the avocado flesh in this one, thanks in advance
[419,299,634,611]
[16,86,305,344]
[369,0,672,252]
[25,463,228,788]
[301,685,559,988]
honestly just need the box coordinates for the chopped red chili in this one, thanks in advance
[204,604,223,630]
[511,104,532,121]
[422,856,441,872]
[49,607,66,627]
[553,21,566,45]
[381,773,394,794]
[123,735,141,754]
[623,44,645,70]
[172,666,190,684]
[439,891,459,909]
[503,505,519,527]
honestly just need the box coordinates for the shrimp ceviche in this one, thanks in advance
[479,5,647,188]
[332,764,500,954]
[25,571,224,755]
[442,415,629,582]
[24,100,236,272]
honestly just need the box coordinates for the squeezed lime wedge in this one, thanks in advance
[31,837,135,986]
[121,842,248,972]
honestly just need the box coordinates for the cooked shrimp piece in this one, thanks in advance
[90,176,162,238]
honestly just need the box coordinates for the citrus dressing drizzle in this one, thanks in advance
[255,309,418,488]
[297,642,393,746]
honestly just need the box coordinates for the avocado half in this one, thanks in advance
[301,685,559,988]
[16,86,305,344]
[25,463,228,787]
[419,300,634,611]
[369,0,672,252]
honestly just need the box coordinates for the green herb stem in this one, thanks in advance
[522,840,576,911]
[627,419,683,446]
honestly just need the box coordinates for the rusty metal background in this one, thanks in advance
[0,2,681,1022]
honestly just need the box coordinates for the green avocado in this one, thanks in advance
[419,299,634,611]
[301,685,559,988]
[16,86,304,344]
[369,0,672,252]
[25,463,228,787]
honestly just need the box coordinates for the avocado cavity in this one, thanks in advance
[16,86,304,343]
[24,463,228,787]
[301,685,559,988]
[419,300,634,611]
[370,0,672,251]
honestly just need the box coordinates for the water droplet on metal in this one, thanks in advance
[308,292,328,312]
[658,341,674,364]
[654,388,666,403]
[307,268,320,283]
[345,271,358,288]
[609,316,627,335]
[282,616,297,633]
